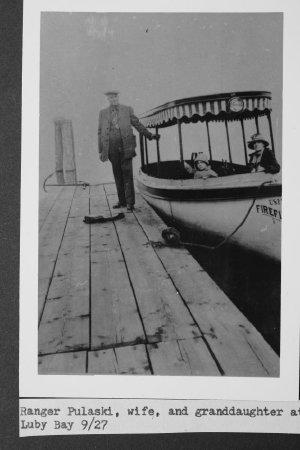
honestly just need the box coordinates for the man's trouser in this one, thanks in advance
[109,146,135,207]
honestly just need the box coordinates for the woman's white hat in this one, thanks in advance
[248,133,269,150]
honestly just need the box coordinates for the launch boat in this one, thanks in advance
[136,91,281,261]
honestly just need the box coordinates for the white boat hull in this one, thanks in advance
[137,171,281,262]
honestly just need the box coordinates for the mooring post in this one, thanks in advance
[54,120,65,184]
[61,120,77,183]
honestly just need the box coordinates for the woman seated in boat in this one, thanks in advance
[184,152,218,180]
[247,133,280,174]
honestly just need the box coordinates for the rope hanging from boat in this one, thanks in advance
[153,180,273,251]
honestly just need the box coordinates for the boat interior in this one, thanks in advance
[143,160,250,180]
[138,92,277,181]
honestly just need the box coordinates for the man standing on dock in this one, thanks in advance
[98,90,158,211]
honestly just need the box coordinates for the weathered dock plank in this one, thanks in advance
[133,191,279,377]
[41,294,88,323]
[90,185,145,349]
[176,337,221,376]
[114,344,151,375]
[89,185,120,251]
[167,269,279,377]
[39,351,87,374]
[148,338,221,376]
[39,188,62,231]
[91,248,146,349]
[88,344,151,375]
[88,349,119,374]
[38,186,76,322]
[38,316,89,355]
[39,186,90,354]
[102,182,117,196]
[105,189,201,344]
[39,187,76,257]
[38,183,279,376]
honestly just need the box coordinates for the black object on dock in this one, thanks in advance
[83,212,125,224]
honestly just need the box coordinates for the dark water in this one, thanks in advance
[159,217,281,356]
[187,238,281,356]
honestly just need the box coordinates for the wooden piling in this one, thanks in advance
[61,120,77,183]
[54,121,65,184]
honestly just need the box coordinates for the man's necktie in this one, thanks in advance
[111,108,119,129]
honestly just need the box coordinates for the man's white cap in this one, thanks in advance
[104,90,120,96]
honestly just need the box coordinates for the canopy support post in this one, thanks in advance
[225,119,233,164]
[144,136,149,168]
[139,133,145,170]
[205,121,212,162]
[240,119,248,165]
[177,119,184,177]
[255,116,260,133]
[155,126,161,176]
[267,111,276,155]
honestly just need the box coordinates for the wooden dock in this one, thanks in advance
[38,183,279,376]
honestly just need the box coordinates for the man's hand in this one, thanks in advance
[151,133,160,141]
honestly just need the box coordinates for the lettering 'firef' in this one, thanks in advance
[256,204,282,221]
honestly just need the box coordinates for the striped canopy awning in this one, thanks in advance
[139,91,272,128]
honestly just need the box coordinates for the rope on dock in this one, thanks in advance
[83,212,125,224]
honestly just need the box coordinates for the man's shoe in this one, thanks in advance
[127,205,134,211]
[113,202,126,209]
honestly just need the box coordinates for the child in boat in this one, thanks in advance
[184,152,218,180]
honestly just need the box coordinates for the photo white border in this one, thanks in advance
[20,0,300,401]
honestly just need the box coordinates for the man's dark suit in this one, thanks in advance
[98,104,152,207]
